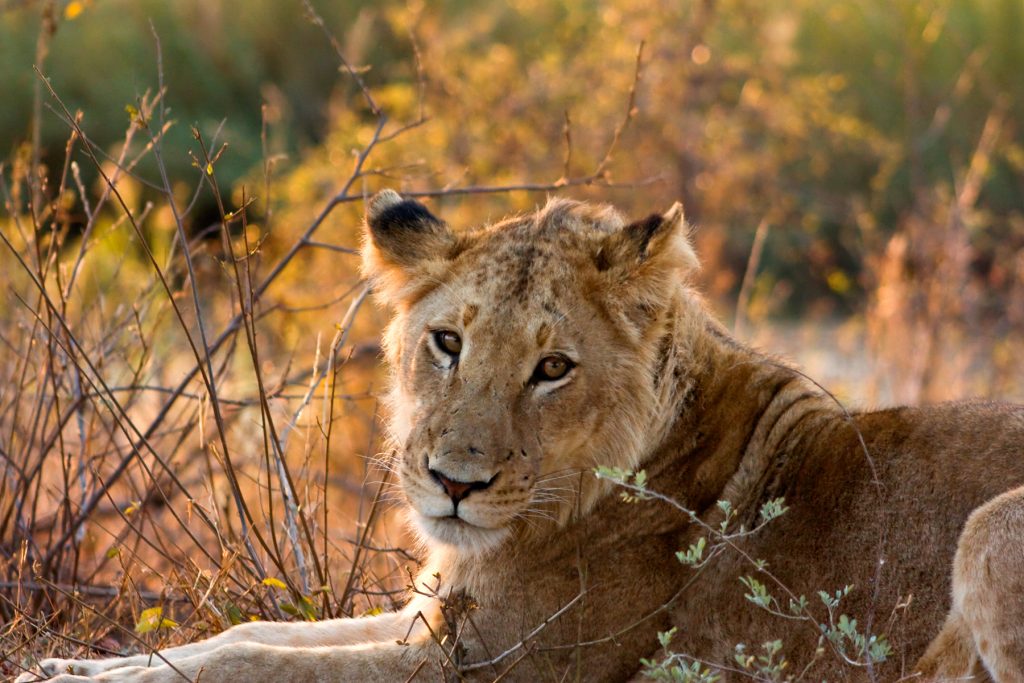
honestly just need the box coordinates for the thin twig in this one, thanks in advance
[459,590,586,672]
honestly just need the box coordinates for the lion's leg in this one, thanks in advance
[948,486,1024,683]
[919,486,1024,683]
[45,639,446,683]
[915,610,990,682]
[17,597,436,682]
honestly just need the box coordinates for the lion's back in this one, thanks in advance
[662,399,1024,679]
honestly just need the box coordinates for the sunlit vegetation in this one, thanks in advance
[1,0,1022,679]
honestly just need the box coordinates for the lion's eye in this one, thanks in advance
[433,330,462,356]
[532,355,574,383]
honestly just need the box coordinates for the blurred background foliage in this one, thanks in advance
[2,0,1024,670]
[4,0,1022,322]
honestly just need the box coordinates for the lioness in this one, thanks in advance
[21,192,1024,682]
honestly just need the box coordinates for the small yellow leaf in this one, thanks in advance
[363,606,383,617]
[826,269,852,295]
[64,1,85,20]
[205,163,214,176]
[124,501,141,516]
[135,607,177,634]
[105,546,119,559]
[261,577,287,590]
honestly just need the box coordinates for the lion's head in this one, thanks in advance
[362,190,699,553]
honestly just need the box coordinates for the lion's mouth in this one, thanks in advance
[431,510,491,530]
[412,508,511,553]
[438,514,474,525]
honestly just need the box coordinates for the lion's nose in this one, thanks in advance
[429,469,496,505]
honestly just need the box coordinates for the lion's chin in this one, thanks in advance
[411,513,511,555]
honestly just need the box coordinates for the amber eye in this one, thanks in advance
[433,330,462,356]
[532,355,574,383]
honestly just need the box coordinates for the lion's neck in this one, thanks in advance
[642,294,830,521]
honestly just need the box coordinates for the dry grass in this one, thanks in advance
[0,10,656,680]
[0,81,403,681]
[3,3,1024,681]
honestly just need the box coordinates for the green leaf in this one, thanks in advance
[657,627,677,649]
[298,595,318,621]
[224,602,245,625]
[758,497,788,523]
[740,576,772,609]
[675,537,706,566]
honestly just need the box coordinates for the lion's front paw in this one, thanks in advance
[15,661,158,683]
[15,657,106,682]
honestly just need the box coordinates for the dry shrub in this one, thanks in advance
[0,6,652,679]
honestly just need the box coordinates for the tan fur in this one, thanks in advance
[919,487,1024,682]
[21,195,1024,682]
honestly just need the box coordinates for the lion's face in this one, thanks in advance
[387,245,619,553]
[362,191,697,553]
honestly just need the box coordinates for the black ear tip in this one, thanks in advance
[623,213,666,255]
[631,214,664,239]
[366,191,440,234]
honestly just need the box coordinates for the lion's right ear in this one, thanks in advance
[361,190,458,307]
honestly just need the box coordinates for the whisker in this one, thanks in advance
[531,485,576,494]
[535,469,585,484]
[518,507,558,522]
[529,493,570,504]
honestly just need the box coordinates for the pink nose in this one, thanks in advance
[429,469,496,504]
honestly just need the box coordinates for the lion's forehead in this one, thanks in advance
[447,277,580,356]
[453,224,595,311]
[402,204,622,361]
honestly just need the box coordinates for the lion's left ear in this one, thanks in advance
[361,190,459,307]
[597,202,698,284]
[594,203,698,330]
